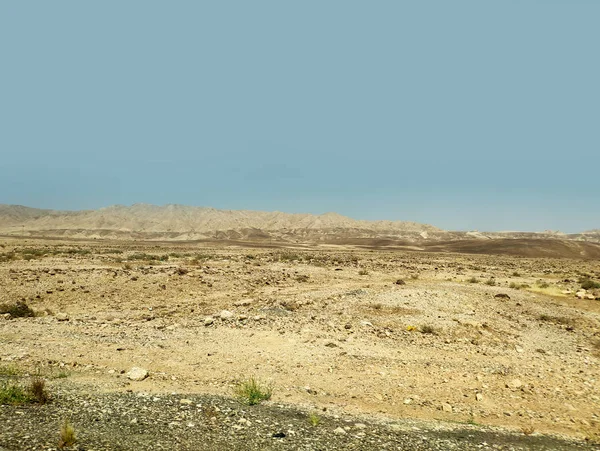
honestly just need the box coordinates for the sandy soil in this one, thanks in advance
[1,238,599,447]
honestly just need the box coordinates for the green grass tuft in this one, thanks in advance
[234,377,273,406]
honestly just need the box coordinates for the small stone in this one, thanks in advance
[476,393,483,401]
[395,279,406,285]
[204,316,214,326]
[442,403,453,413]
[234,299,253,307]
[220,310,234,320]
[333,427,347,435]
[494,293,510,300]
[344,324,352,330]
[507,379,522,389]
[403,398,413,405]
[180,399,193,405]
[56,313,69,321]
[127,367,149,381]
[515,345,524,353]
[1,313,11,320]
[354,423,367,429]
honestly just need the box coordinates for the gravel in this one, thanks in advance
[0,384,596,451]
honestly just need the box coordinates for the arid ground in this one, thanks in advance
[1,237,599,449]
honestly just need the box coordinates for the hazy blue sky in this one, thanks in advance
[1,1,598,232]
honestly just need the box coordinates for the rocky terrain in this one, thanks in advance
[1,237,599,449]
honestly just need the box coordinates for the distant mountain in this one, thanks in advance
[0,204,442,241]
[0,204,597,251]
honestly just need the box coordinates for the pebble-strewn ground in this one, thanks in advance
[1,238,599,449]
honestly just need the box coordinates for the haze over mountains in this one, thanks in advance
[1,204,599,257]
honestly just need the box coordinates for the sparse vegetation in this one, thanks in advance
[580,278,600,290]
[0,301,35,318]
[468,277,478,283]
[58,419,76,449]
[30,377,49,404]
[358,269,369,276]
[485,278,496,286]
[308,412,321,426]
[420,324,436,335]
[537,281,550,289]
[234,377,273,405]
[0,382,33,405]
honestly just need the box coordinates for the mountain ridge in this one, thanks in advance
[0,204,598,247]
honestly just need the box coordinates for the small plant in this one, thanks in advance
[420,324,436,335]
[468,277,478,284]
[512,271,521,277]
[410,274,419,280]
[484,278,496,286]
[358,269,369,276]
[176,267,189,275]
[0,364,21,377]
[0,382,33,405]
[537,281,550,289]
[581,279,600,290]
[295,275,309,283]
[234,377,273,405]
[509,282,519,289]
[0,301,35,318]
[122,263,132,270]
[308,412,321,426]
[58,419,76,449]
[371,303,383,310]
[30,377,49,404]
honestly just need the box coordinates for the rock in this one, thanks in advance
[576,290,587,299]
[442,403,453,413]
[127,367,149,381]
[204,317,214,326]
[56,312,69,321]
[179,399,193,405]
[220,310,234,320]
[515,345,524,353]
[344,324,352,330]
[494,293,510,300]
[395,279,406,285]
[233,299,253,307]
[476,393,483,401]
[1,313,11,320]
[507,379,522,389]
[354,423,367,429]
[333,427,347,435]
[403,398,413,404]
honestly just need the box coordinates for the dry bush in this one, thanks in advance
[0,301,34,318]
[30,377,49,404]
[58,419,76,448]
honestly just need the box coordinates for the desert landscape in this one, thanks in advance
[1,205,599,450]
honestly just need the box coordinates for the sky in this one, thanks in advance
[1,1,598,232]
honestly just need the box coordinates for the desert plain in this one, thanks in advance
[1,235,599,449]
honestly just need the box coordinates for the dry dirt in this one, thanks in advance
[1,237,600,449]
